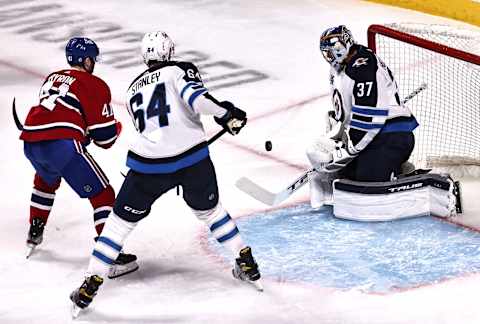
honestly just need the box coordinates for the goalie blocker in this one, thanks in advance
[332,172,462,221]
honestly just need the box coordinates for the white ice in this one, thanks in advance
[1,1,480,323]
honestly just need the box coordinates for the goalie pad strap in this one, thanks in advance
[334,173,451,195]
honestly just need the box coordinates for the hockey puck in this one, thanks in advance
[265,140,272,151]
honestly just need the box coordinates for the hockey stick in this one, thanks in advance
[236,83,428,206]
[236,168,315,206]
[12,98,24,131]
[402,82,427,104]
[207,128,228,145]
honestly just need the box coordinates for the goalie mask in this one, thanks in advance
[141,31,175,65]
[319,25,355,71]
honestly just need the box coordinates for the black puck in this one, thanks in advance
[265,140,272,151]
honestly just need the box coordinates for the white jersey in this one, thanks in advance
[125,61,228,173]
[327,44,418,155]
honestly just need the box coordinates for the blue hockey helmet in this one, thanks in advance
[65,37,99,66]
[319,25,355,71]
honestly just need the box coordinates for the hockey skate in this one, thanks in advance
[26,218,46,258]
[70,274,104,318]
[108,252,139,279]
[232,246,263,292]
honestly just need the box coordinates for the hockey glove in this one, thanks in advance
[323,140,356,173]
[214,101,247,135]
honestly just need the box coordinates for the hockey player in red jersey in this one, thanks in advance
[20,37,138,278]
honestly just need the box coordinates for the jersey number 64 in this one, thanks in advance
[129,83,170,133]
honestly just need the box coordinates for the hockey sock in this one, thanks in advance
[87,213,137,277]
[30,173,61,224]
[89,185,115,235]
[206,207,246,256]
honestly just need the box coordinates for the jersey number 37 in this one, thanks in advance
[129,83,170,133]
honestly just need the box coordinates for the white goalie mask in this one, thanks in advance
[319,25,355,71]
[141,31,175,65]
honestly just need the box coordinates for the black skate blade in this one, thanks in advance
[107,262,139,279]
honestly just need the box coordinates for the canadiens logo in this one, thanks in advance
[353,57,369,68]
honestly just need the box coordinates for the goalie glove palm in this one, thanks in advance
[214,101,247,135]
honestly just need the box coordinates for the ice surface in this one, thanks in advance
[1,1,480,323]
[209,204,480,293]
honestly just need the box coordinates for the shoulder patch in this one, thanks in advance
[345,48,378,82]
[176,61,203,83]
[352,57,369,68]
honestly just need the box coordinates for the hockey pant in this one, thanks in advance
[24,139,114,235]
[87,157,246,276]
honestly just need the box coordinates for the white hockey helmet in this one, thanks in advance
[319,25,355,71]
[141,31,175,65]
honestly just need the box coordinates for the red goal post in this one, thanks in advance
[367,23,480,175]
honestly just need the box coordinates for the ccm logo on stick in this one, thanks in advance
[388,182,423,193]
[124,206,147,214]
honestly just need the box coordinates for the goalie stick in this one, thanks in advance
[236,83,427,206]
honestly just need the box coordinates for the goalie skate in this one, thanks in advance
[26,218,45,259]
[70,274,104,318]
[108,252,139,279]
[232,247,263,292]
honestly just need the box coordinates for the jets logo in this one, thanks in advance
[332,89,344,122]
[353,57,369,68]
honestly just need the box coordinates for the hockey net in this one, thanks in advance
[368,23,480,177]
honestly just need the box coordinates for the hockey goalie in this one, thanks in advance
[306,25,462,221]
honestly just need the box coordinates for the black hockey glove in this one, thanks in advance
[214,101,247,135]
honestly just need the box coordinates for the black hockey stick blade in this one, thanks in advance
[12,98,24,131]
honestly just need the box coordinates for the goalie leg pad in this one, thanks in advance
[308,172,336,209]
[332,173,460,221]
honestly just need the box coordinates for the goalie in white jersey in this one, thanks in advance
[307,25,418,208]
[306,26,461,222]
[71,31,262,312]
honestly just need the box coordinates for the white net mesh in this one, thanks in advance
[370,23,480,174]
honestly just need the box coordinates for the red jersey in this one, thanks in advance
[20,69,118,148]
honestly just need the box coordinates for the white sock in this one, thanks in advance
[87,213,137,277]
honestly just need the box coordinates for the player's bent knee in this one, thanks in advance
[89,185,115,208]
[191,202,226,224]
[113,201,150,223]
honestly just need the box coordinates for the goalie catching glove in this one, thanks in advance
[214,101,247,135]
[306,137,357,173]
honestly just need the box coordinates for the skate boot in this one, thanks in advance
[232,246,263,291]
[108,252,139,279]
[26,218,46,258]
[70,275,104,317]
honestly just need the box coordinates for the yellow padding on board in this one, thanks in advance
[366,0,480,27]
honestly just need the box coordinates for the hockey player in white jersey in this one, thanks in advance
[307,25,418,207]
[70,31,261,313]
